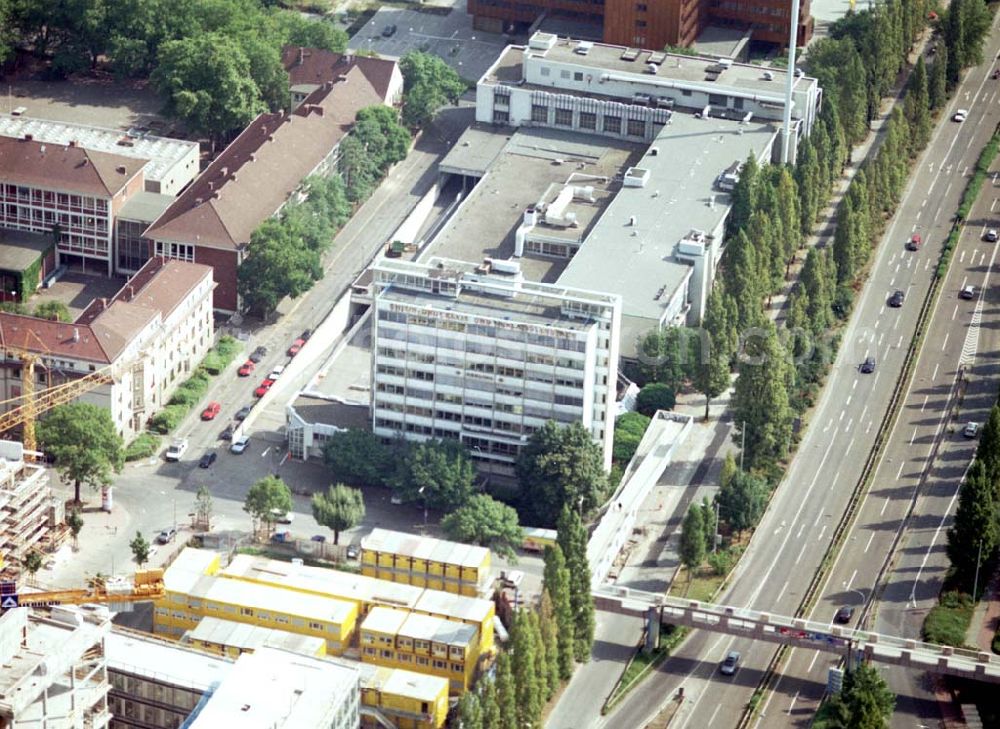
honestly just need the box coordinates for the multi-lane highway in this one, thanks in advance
[592,15,1000,729]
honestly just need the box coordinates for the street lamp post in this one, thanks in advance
[713,500,720,553]
[973,540,984,602]
[418,486,428,526]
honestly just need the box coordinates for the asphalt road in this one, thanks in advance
[576,19,1000,729]
[756,23,1000,728]
[40,106,476,589]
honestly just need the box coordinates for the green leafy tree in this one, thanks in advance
[322,428,390,486]
[152,33,266,143]
[240,33,289,112]
[929,51,948,110]
[339,134,382,201]
[33,300,72,322]
[441,494,523,559]
[272,12,348,53]
[512,610,542,729]
[195,484,213,529]
[399,50,466,129]
[243,475,293,539]
[311,483,365,545]
[633,327,692,389]
[393,439,475,510]
[795,138,820,235]
[557,506,595,661]
[800,248,833,334]
[238,217,322,314]
[732,321,793,470]
[717,471,769,537]
[480,677,501,729]
[130,531,151,568]
[494,651,518,729]
[303,175,351,232]
[723,230,764,332]
[700,496,716,553]
[538,591,562,698]
[613,412,650,462]
[680,505,706,577]
[22,550,43,585]
[456,691,483,729]
[976,404,1000,484]
[727,153,759,238]
[903,56,932,155]
[529,612,549,706]
[946,459,998,581]
[720,452,738,489]
[825,662,896,728]
[543,546,575,679]
[66,509,84,549]
[636,382,676,415]
[38,403,125,505]
[354,105,411,172]
[515,421,608,526]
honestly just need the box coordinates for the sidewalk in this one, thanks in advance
[966,568,1000,652]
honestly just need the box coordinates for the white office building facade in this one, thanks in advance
[371,259,621,471]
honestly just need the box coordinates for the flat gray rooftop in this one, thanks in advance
[426,127,641,284]
[693,25,753,60]
[118,190,175,223]
[559,112,779,322]
[537,38,800,95]
[298,319,372,404]
[0,228,52,271]
[439,125,512,177]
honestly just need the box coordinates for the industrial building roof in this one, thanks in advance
[183,616,326,657]
[399,612,479,648]
[222,553,425,611]
[558,112,778,322]
[357,664,449,702]
[362,528,489,570]
[106,628,233,692]
[413,587,494,625]
[0,114,197,187]
[186,574,357,625]
[360,606,409,636]
[188,647,358,729]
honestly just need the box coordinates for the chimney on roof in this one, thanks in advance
[39,144,45,154]
[208,181,214,191]
[68,140,77,147]
[298,47,305,66]
[116,165,126,174]
[100,298,108,311]
[249,153,257,162]
[220,166,228,177]
[194,197,203,205]
[23,134,32,141]
[72,328,79,343]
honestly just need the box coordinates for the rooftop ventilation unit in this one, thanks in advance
[574,41,594,56]
[646,63,658,74]
[623,167,650,188]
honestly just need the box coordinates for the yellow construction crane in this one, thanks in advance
[0,324,115,451]
[0,568,165,613]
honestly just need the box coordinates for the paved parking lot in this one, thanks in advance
[349,0,510,82]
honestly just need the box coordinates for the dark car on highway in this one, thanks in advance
[198,451,217,469]
[860,357,876,374]
[719,651,740,675]
[249,346,267,363]
[888,290,905,307]
[220,424,234,441]
[235,405,252,421]
[834,606,855,624]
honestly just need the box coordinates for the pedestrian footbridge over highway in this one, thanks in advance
[594,585,1000,684]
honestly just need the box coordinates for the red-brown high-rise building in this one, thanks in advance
[469,0,812,50]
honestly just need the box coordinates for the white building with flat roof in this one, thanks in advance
[187,647,359,729]
[371,256,621,471]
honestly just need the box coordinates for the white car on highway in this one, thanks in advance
[953,108,968,122]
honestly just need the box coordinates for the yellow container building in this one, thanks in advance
[359,664,449,729]
[180,616,328,659]
[359,606,480,694]
[360,528,492,596]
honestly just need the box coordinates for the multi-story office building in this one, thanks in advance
[468,0,812,49]
[0,606,112,729]
[371,256,622,470]
[360,528,492,597]
[187,647,360,729]
[359,607,481,694]
[106,628,232,729]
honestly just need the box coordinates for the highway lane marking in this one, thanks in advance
[896,461,905,479]
[897,335,903,349]
[776,579,789,602]
[817,524,827,542]
[864,532,876,553]
[807,651,820,673]
[708,704,721,726]
[883,344,891,361]
[925,258,931,271]
[961,275,969,289]
[894,315,900,330]
[860,404,868,420]
[910,461,973,605]
[944,182,953,197]
[964,165,970,176]
[910,427,917,445]
[824,417,832,433]
[744,438,838,608]
[839,410,845,421]
[845,395,852,407]
[932,363,939,381]
[942,332,950,350]
[866,420,873,434]
[844,437,855,456]
[921,198,927,208]
[993,198,999,212]
[853,378,858,389]
[880,497,890,516]
[796,522,806,539]
[878,332,885,346]
[879,305,885,319]
[953,304,959,320]
[921,395,929,411]
[786,692,799,716]
[845,568,858,591]
[960,250,966,263]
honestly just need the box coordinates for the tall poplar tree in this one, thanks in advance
[557,507,595,662]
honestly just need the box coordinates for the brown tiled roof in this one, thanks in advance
[88,301,157,362]
[0,137,146,197]
[0,314,110,363]
[282,46,399,102]
[144,69,383,251]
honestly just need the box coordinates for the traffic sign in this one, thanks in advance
[0,594,18,611]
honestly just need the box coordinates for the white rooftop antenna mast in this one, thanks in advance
[781,0,802,165]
